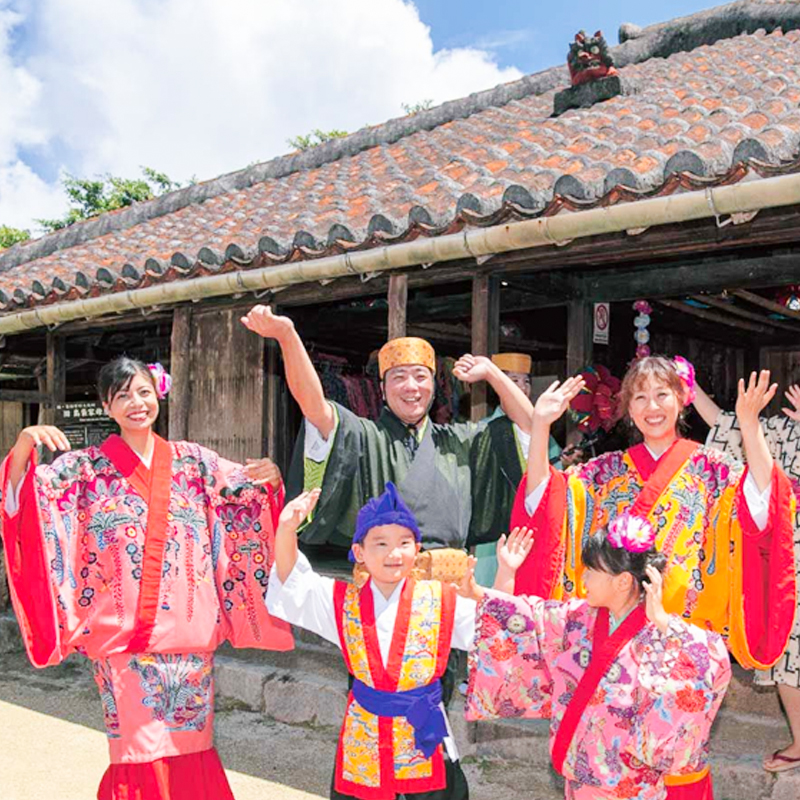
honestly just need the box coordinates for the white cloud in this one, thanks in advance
[0,0,522,233]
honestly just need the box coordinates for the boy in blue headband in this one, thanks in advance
[267,484,475,800]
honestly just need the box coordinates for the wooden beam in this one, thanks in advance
[582,253,800,304]
[690,294,800,333]
[470,275,500,421]
[264,339,279,460]
[387,274,408,340]
[657,299,777,334]
[0,389,49,403]
[168,306,192,440]
[733,289,800,323]
[43,332,65,424]
[566,297,592,438]
[566,298,593,376]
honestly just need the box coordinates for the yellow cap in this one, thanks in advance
[378,337,436,378]
[491,353,532,374]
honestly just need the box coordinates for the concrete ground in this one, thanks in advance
[0,650,563,800]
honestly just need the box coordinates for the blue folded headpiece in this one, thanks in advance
[349,482,421,562]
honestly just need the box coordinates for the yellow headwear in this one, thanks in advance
[378,337,436,379]
[491,353,532,374]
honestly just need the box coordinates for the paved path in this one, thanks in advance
[0,697,326,800]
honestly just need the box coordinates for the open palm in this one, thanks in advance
[534,376,586,426]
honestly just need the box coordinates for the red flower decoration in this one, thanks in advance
[570,365,621,432]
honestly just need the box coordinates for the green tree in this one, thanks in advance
[287,128,348,151]
[37,167,180,232]
[0,225,31,250]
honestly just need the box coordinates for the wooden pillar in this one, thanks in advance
[566,298,593,436]
[566,299,593,377]
[387,274,408,340]
[169,306,192,441]
[42,332,65,425]
[264,339,279,459]
[470,275,500,422]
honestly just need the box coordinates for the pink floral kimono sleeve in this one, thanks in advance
[630,617,732,778]
[466,590,582,721]
[193,444,293,651]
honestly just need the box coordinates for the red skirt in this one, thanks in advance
[97,747,234,800]
[666,773,713,800]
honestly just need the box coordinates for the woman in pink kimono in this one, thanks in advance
[464,520,731,800]
[1,357,293,800]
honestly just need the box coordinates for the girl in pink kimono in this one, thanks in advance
[464,518,731,800]
[1,357,293,800]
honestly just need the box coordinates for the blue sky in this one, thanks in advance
[0,0,728,232]
[414,0,723,74]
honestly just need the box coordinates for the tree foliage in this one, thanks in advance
[287,128,349,151]
[0,225,31,250]
[36,167,180,232]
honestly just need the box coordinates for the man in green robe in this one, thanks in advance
[241,305,534,552]
[469,353,570,585]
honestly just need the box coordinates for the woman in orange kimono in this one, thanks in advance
[1,357,293,800]
[509,357,796,799]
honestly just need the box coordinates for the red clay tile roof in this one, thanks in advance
[3,1,800,312]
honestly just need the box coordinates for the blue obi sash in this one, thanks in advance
[351,678,448,758]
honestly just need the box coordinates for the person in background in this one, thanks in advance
[469,353,561,587]
[695,380,800,774]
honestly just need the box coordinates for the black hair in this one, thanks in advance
[582,528,668,592]
[97,357,156,404]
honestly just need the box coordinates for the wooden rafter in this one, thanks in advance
[733,289,800,323]
[657,299,777,335]
[690,295,800,333]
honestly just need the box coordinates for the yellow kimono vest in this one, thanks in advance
[332,578,456,800]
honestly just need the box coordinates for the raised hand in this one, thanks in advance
[643,565,670,634]
[17,425,71,453]
[496,526,534,574]
[243,457,282,489]
[276,489,321,535]
[452,555,485,602]
[783,384,800,422]
[533,376,586,427]
[453,354,491,384]
[735,370,777,428]
[240,305,295,342]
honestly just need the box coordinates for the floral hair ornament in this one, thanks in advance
[147,362,173,399]
[607,513,657,553]
[672,355,696,405]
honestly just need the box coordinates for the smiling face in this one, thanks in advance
[351,523,421,588]
[382,365,435,425]
[627,374,683,448]
[103,371,160,434]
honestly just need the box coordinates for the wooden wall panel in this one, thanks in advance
[760,348,800,417]
[185,308,265,464]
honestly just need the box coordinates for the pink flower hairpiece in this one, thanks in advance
[607,513,657,553]
[147,362,172,399]
[672,355,696,405]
